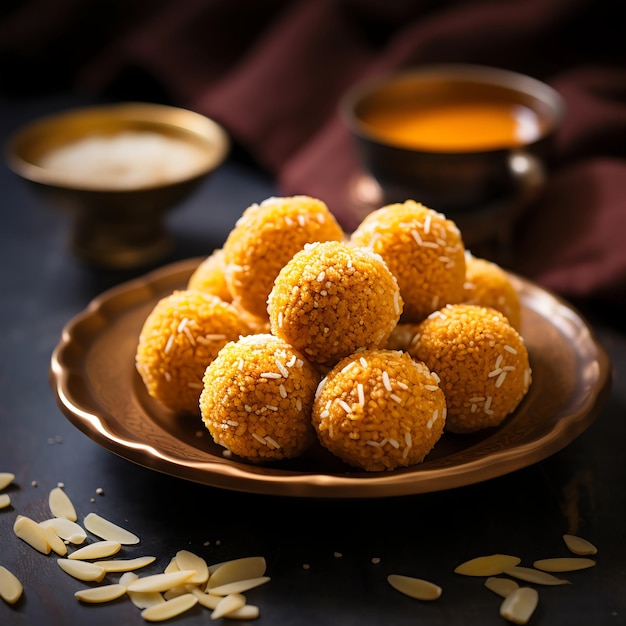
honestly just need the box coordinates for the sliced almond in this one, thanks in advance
[454,554,521,577]
[128,590,165,610]
[141,593,198,622]
[48,487,77,522]
[533,557,596,572]
[500,587,539,625]
[387,574,442,601]
[504,566,570,586]
[0,494,11,509]
[164,557,180,574]
[175,550,209,585]
[119,572,139,587]
[120,572,166,609]
[68,540,121,560]
[206,576,270,597]
[99,556,156,573]
[211,593,246,620]
[39,525,68,556]
[0,565,23,605]
[164,587,188,600]
[206,557,266,590]
[74,583,127,603]
[39,518,87,544]
[57,558,106,582]
[563,534,598,556]
[484,576,519,598]
[127,570,196,593]
[0,473,15,491]
[186,586,222,609]
[224,604,260,620]
[14,515,51,554]
[83,512,140,545]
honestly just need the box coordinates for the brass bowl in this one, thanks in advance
[341,64,565,215]
[6,102,230,269]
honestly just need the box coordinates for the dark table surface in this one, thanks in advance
[1,94,625,626]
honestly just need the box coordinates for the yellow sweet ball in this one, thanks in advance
[135,290,250,415]
[200,334,321,462]
[462,252,522,331]
[188,248,269,333]
[312,349,446,471]
[267,241,403,366]
[222,195,345,319]
[408,303,532,433]
[187,248,232,303]
[350,200,466,323]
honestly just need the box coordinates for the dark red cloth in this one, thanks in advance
[2,0,625,302]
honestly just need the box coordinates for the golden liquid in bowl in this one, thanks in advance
[39,131,209,190]
[359,98,542,152]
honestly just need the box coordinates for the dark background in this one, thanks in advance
[1,1,625,624]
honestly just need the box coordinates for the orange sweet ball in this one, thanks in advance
[350,200,466,323]
[187,248,232,303]
[135,290,250,415]
[312,349,446,471]
[200,334,320,462]
[222,195,344,319]
[462,252,522,331]
[267,241,403,366]
[408,303,531,433]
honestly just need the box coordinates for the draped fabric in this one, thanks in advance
[2,0,625,302]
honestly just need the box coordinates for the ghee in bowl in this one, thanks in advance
[38,130,213,190]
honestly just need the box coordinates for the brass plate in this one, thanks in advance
[50,258,611,498]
